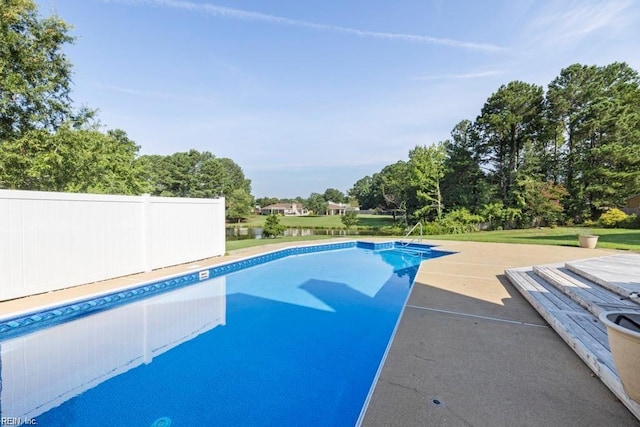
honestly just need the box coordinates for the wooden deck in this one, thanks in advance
[505,254,640,421]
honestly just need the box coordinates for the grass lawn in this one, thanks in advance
[225,225,640,252]
[422,227,640,251]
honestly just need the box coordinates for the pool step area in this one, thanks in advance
[390,242,433,258]
[505,254,640,421]
[392,247,431,258]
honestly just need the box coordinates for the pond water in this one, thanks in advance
[226,227,396,240]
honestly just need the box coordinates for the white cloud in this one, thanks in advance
[499,0,640,88]
[524,0,638,47]
[98,84,216,105]
[104,0,505,52]
[413,70,506,80]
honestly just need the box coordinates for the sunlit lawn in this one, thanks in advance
[225,224,640,252]
[420,227,640,251]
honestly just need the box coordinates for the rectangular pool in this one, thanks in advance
[0,241,446,426]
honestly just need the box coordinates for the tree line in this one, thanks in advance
[0,1,253,218]
[348,62,640,229]
[3,2,639,230]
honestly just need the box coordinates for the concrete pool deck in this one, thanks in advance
[363,240,639,426]
[0,239,638,425]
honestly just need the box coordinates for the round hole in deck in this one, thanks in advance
[431,398,444,406]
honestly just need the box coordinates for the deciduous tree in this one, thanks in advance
[256,196,279,207]
[139,150,252,202]
[408,143,446,221]
[0,0,79,142]
[0,126,146,194]
[378,161,411,224]
[348,175,380,210]
[323,188,345,203]
[515,178,567,227]
[227,188,254,222]
[304,192,327,215]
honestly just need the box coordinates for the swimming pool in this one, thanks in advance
[0,241,447,426]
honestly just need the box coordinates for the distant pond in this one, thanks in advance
[225,227,395,240]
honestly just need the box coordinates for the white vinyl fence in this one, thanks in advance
[0,190,225,301]
[1,276,226,420]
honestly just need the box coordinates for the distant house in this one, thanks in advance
[625,194,640,215]
[260,203,308,216]
[325,201,358,216]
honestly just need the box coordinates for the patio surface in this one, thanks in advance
[362,240,639,426]
[0,239,638,425]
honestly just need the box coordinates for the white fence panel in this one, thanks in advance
[0,276,226,420]
[148,196,226,270]
[0,190,225,301]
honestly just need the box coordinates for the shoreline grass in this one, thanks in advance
[225,225,640,252]
[420,227,640,251]
[228,214,397,229]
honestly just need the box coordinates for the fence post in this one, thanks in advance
[141,194,152,272]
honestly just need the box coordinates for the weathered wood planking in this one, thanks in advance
[533,265,640,317]
[505,263,640,421]
[566,254,640,299]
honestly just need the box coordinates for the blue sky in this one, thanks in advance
[37,0,640,198]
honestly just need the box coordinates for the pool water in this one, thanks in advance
[0,243,440,426]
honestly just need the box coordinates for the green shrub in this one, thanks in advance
[340,210,359,229]
[422,221,445,235]
[446,208,484,226]
[381,225,404,235]
[442,208,483,234]
[421,209,483,235]
[621,214,640,229]
[263,215,285,238]
[599,208,628,228]
[480,202,521,230]
[480,202,503,229]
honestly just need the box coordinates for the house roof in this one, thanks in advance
[262,203,296,209]
[627,194,640,207]
[326,201,350,209]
